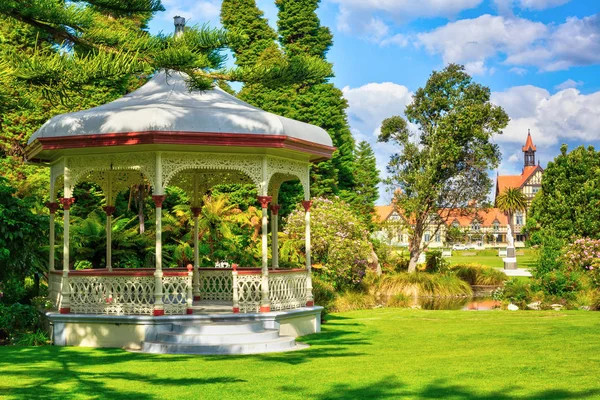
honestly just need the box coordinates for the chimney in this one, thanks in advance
[174,16,185,37]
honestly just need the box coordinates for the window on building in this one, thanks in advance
[424,233,430,242]
[532,187,540,195]
[471,220,480,232]
[492,220,500,231]
[516,212,524,225]
[452,220,460,228]
[435,232,441,242]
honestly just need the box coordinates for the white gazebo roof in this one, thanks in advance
[28,71,333,149]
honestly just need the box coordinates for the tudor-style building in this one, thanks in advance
[374,131,541,248]
[494,130,543,242]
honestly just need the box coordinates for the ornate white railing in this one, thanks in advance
[65,269,190,315]
[197,269,233,301]
[50,267,310,315]
[269,271,308,311]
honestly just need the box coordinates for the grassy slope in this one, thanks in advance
[2,309,600,399]
[448,248,538,270]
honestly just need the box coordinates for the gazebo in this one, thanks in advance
[26,70,334,352]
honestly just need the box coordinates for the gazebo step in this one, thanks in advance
[156,329,280,345]
[172,321,265,335]
[142,336,303,355]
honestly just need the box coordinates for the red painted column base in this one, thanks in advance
[193,296,201,301]
[259,305,271,313]
[306,301,314,307]
[59,307,70,314]
[232,307,240,314]
[153,309,165,316]
[186,309,193,315]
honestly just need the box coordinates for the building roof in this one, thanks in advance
[374,205,395,223]
[375,205,508,227]
[522,131,537,152]
[444,208,509,227]
[497,165,541,193]
[27,70,333,148]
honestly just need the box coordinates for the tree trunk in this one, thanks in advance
[408,255,419,273]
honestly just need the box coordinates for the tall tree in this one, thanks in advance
[379,64,509,273]
[495,187,527,234]
[351,141,380,230]
[220,0,360,218]
[526,144,600,243]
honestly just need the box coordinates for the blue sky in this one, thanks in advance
[149,0,600,204]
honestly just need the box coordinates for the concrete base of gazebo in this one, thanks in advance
[45,305,322,353]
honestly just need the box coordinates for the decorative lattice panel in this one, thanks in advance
[163,275,190,315]
[266,157,310,199]
[237,274,262,313]
[69,275,155,315]
[269,272,308,311]
[198,270,233,301]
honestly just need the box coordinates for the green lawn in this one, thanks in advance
[448,248,538,269]
[2,309,600,399]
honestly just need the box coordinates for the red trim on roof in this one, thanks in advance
[26,131,335,162]
[522,132,537,152]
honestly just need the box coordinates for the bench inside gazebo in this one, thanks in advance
[27,70,334,354]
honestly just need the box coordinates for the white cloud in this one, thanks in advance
[380,34,409,47]
[416,15,547,75]
[554,79,583,91]
[492,85,600,149]
[415,13,600,73]
[330,0,482,39]
[159,0,221,26]
[518,0,571,10]
[509,67,528,75]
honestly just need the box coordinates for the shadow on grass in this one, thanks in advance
[0,347,246,399]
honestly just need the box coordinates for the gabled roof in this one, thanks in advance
[374,205,395,223]
[522,131,536,152]
[497,165,542,193]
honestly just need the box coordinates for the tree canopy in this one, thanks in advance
[526,144,600,244]
[379,64,509,272]
[495,187,527,231]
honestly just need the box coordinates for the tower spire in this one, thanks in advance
[523,129,536,167]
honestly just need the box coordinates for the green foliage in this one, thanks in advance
[451,263,507,286]
[14,330,49,347]
[283,197,372,289]
[311,274,336,314]
[563,238,600,288]
[374,272,473,299]
[0,303,41,345]
[379,64,508,272]
[348,141,380,230]
[526,145,600,243]
[276,0,333,58]
[498,278,532,308]
[331,291,376,313]
[0,178,48,303]
[424,250,448,273]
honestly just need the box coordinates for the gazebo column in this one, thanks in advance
[258,196,272,312]
[59,196,75,314]
[45,202,59,271]
[103,206,116,271]
[152,195,166,315]
[302,200,314,307]
[191,206,202,301]
[270,204,280,269]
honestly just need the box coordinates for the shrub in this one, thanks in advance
[283,197,373,290]
[451,264,507,286]
[14,330,49,346]
[564,238,600,289]
[312,275,337,313]
[331,291,377,313]
[0,303,41,345]
[425,250,448,273]
[501,278,532,308]
[375,272,472,300]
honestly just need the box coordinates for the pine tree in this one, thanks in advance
[352,141,380,230]
[220,0,361,218]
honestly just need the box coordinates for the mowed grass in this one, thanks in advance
[448,248,538,270]
[2,309,600,399]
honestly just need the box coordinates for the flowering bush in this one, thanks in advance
[282,197,373,289]
[564,238,600,288]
